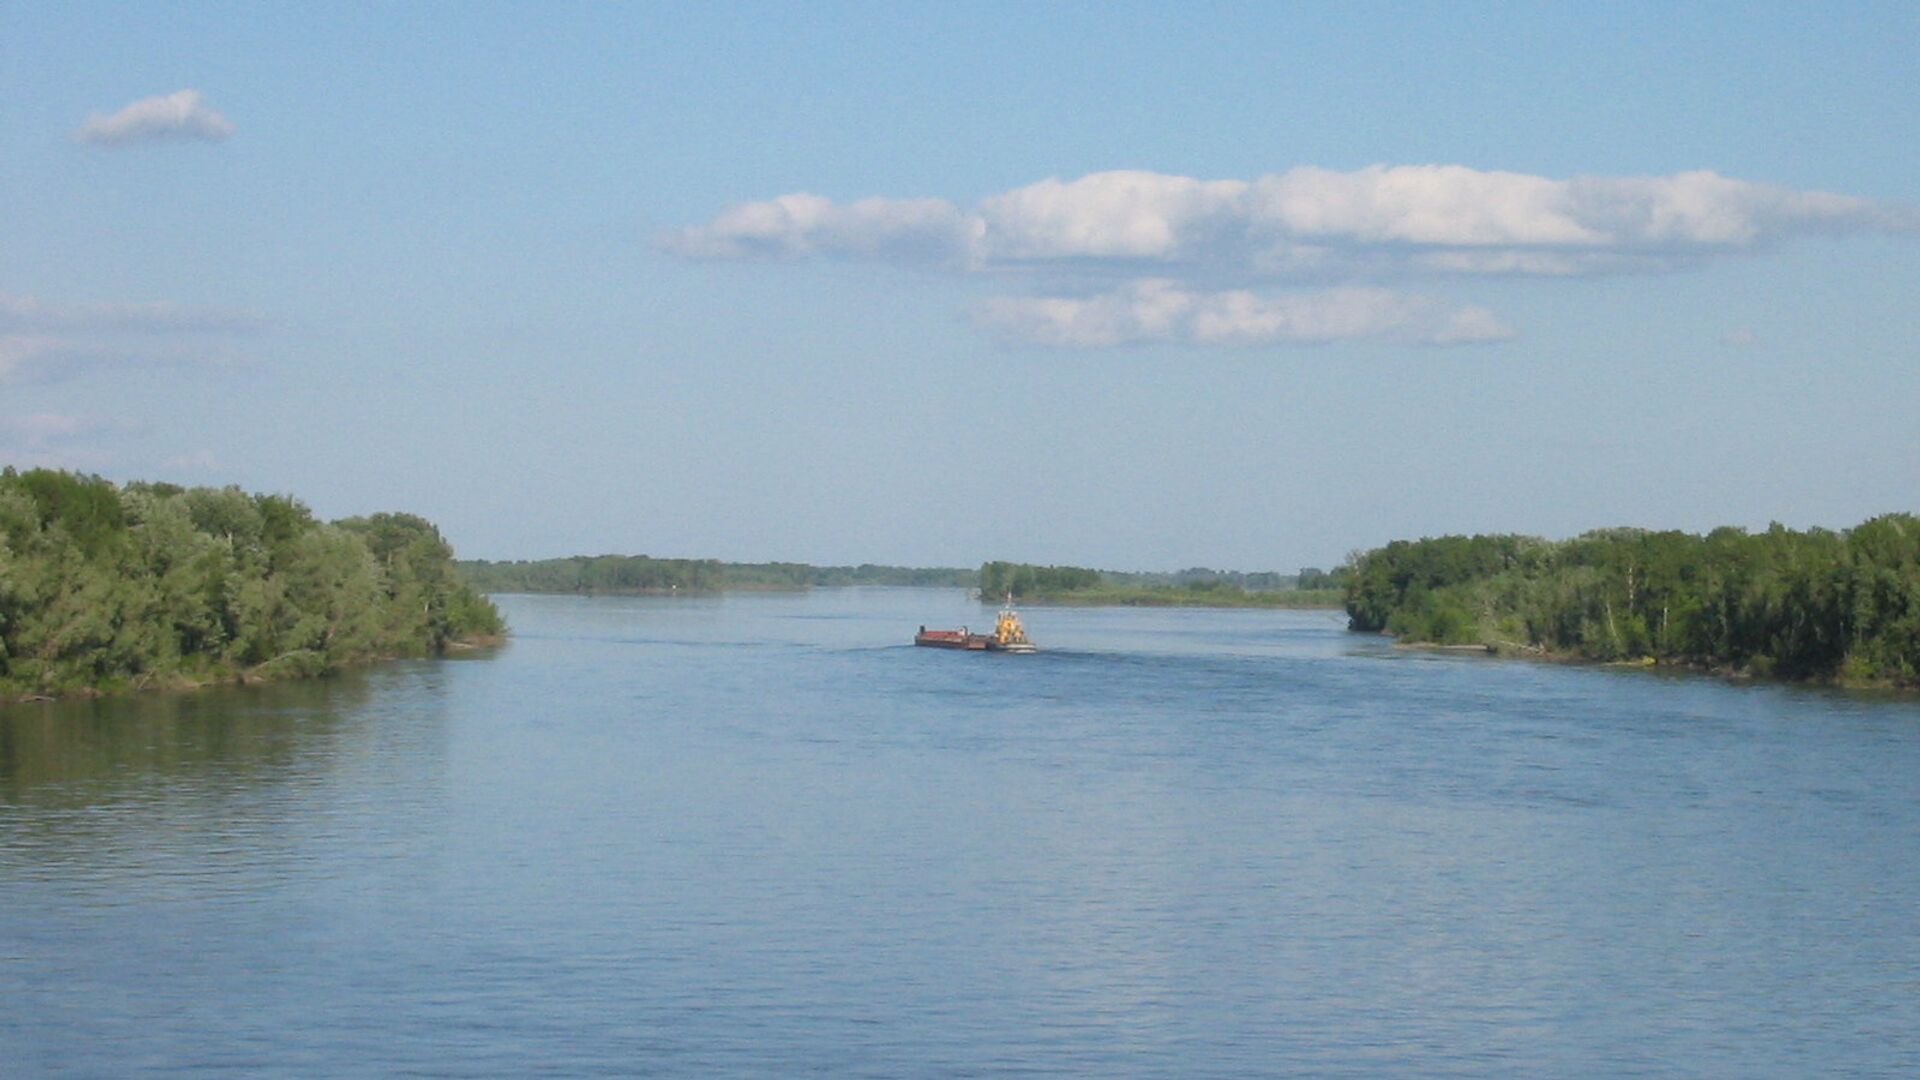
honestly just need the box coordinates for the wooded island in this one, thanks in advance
[0,469,503,703]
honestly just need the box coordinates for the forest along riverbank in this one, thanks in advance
[0,469,502,705]
[1343,515,1920,689]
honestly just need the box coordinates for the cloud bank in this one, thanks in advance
[663,165,1913,348]
[77,89,233,146]
[667,166,1909,277]
[975,281,1512,348]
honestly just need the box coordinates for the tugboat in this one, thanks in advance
[916,596,1036,653]
[987,602,1036,652]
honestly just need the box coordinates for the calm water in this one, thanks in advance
[3,588,1918,1077]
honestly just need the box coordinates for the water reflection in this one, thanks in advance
[0,664,453,887]
[1,675,373,799]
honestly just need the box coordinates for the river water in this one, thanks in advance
[3,588,1918,1077]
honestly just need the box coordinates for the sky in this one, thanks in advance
[2,2,1916,571]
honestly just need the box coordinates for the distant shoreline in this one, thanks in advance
[458,557,976,594]
[990,588,1344,610]
[477,582,1346,611]
[462,556,1345,608]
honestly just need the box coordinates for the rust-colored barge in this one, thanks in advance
[914,627,990,650]
[914,603,1036,653]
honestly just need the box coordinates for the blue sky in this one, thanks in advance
[3,2,1916,569]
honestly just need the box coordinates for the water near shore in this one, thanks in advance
[4,588,1918,1076]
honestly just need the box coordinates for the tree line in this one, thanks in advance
[1343,515,1920,686]
[456,552,1342,607]
[457,556,977,594]
[980,561,1346,607]
[0,469,503,702]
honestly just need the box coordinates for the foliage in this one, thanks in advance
[458,557,976,593]
[979,561,1102,599]
[0,469,503,702]
[980,561,1344,608]
[804,564,977,588]
[1342,517,1920,685]
[458,552,1333,608]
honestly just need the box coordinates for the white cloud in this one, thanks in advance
[974,280,1514,348]
[77,89,233,146]
[662,165,1913,349]
[1247,165,1599,247]
[664,166,1911,280]
[977,171,1249,260]
[659,193,979,264]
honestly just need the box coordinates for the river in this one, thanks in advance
[3,588,1917,1077]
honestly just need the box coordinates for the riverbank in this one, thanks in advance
[0,469,505,707]
[996,587,1344,609]
[1344,515,1920,690]
[2,632,508,708]
[1387,633,1919,692]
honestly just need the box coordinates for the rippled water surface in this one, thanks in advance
[4,589,1919,1077]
